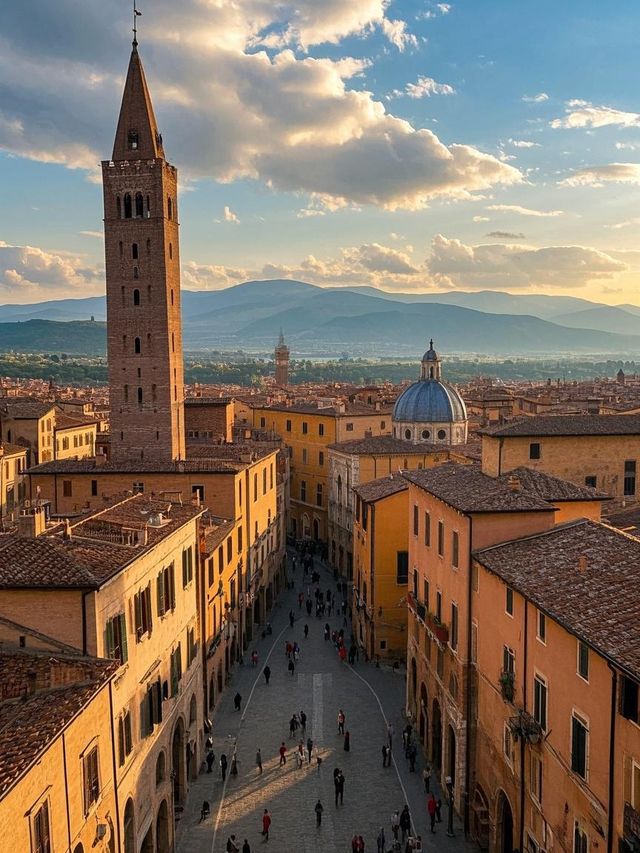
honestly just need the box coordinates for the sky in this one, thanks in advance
[2,0,640,304]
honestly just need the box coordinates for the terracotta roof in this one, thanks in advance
[603,506,640,535]
[185,397,232,406]
[0,649,115,796]
[0,442,27,457]
[0,398,55,420]
[54,412,98,430]
[329,436,451,455]
[354,474,409,503]
[402,463,554,514]
[474,520,640,680]
[30,458,245,475]
[479,414,640,438]
[201,519,235,554]
[497,467,610,502]
[255,402,392,416]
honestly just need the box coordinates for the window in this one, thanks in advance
[452,531,459,568]
[537,610,546,643]
[423,579,430,609]
[128,129,138,149]
[135,192,144,217]
[436,590,442,622]
[396,551,409,584]
[319,423,325,436]
[132,242,138,259]
[529,442,541,460]
[302,422,308,435]
[118,710,133,765]
[530,753,543,804]
[134,336,141,354]
[137,386,143,404]
[182,546,194,587]
[300,481,307,502]
[32,801,51,853]
[260,417,266,428]
[141,679,163,737]
[503,723,514,765]
[319,451,324,466]
[437,429,446,440]
[286,419,292,432]
[157,564,176,616]
[621,676,639,722]
[167,196,173,219]
[63,479,72,497]
[571,714,588,778]
[105,612,128,664]
[302,448,307,464]
[413,505,419,536]
[424,512,431,546]
[421,429,430,440]
[574,824,588,853]
[83,745,100,813]
[577,641,589,681]
[170,643,182,696]
[237,526,243,551]
[381,421,386,429]
[124,192,132,218]
[436,647,444,678]
[624,460,636,496]
[133,288,140,305]
[585,476,597,488]
[437,521,444,556]
[534,675,547,731]
[316,484,323,507]
[405,429,412,440]
[187,625,197,667]
[505,586,514,616]
[346,423,354,432]
[632,762,640,810]
[134,584,153,640]
[503,645,515,675]
[132,481,144,494]
[451,603,458,651]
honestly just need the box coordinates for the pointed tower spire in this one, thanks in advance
[278,328,285,346]
[112,45,164,161]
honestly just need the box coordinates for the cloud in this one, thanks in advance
[437,3,452,13]
[79,230,103,238]
[473,215,490,222]
[486,231,526,240]
[297,208,326,218]
[615,142,640,151]
[223,205,240,224]
[507,139,540,148]
[608,218,640,230]
[560,163,640,187]
[426,234,627,290]
[397,76,456,99]
[550,100,640,130]
[0,241,103,300]
[486,204,564,217]
[522,93,549,103]
[380,18,419,51]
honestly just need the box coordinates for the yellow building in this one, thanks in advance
[480,414,640,505]
[0,637,118,853]
[352,474,409,660]
[0,398,56,465]
[252,401,392,542]
[0,495,204,853]
[54,411,97,460]
[0,442,27,528]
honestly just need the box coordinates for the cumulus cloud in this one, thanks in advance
[560,163,640,187]
[486,204,564,217]
[426,234,626,290]
[221,205,240,224]
[550,100,640,129]
[473,215,490,222]
[507,139,540,148]
[0,241,103,300]
[297,208,326,218]
[396,76,456,98]
[486,231,526,240]
[522,93,549,103]
[0,1,519,211]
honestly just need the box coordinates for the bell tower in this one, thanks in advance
[102,41,185,462]
[274,329,290,387]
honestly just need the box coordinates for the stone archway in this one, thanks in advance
[471,784,491,850]
[156,800,170,853]
[172,718,186,806]
[496,790,514,853]
[313,519,320,540]
[123,799,135,853]
[431,699,442,771]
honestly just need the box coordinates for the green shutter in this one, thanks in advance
[169,563,176,610]
[157,571,165,616]
[118,716,125,766]
[182,550,187,588]
[134,592,142,638]
[145,585,153,635]
[119,613,128,663]
[105,618,114,659]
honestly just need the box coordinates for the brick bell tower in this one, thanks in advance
[102,37,185,463]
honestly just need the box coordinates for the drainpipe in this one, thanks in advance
[463,514,474,836]
[607,664,617,853]
[108,680,122,853]
[519,601,529,853]
[497,438,504,477]
[61,732,72,851]
[370,503,375,660]
[81,590,90,655]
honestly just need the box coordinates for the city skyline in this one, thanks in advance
[2,1,640,303]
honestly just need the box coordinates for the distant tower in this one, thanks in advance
[617,368,626,385]
[420,339,442,380]
[102,38,185,462]
[275,330,290,387]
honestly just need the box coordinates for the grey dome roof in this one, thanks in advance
[422,339,438,361]
[393,379,467,423]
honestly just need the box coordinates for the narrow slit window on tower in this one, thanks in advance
[128,130,138,150]
[124,384,129,403]
[167,196,172,219]
[132,243,138,260]
[171,332,175,353]
[152,384,157,402]
[119,241,123,258]
[137,387,143,405]
[170,289,174,306]
[133,266,139,279]
[146,195,150,216]
[121,286,125,305]
[169,243,173,259]
[135,192,144,218]
[133,289,140,306]
[134,337,141,354]
[117,196,122,218]
[122,334,127,352]
[147,333,152,351]
[148,284,152,301]
[124,193,132,218]
[146,238,151,254]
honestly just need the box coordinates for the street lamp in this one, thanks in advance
[445,775,454,837]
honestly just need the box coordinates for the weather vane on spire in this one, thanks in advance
[133,0,142,47]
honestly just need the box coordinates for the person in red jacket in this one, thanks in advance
[261,809,272,841]
[427,793,437,833]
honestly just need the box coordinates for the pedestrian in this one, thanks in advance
[423,764,431,793]
[256,748,263,774]
[300,710,307,733]
[435,797,442,823]
[339,645,347,663]
[352,836,359,853]
[377,828,386,853]
[400,805,411,842]
[289,609,295,627]
[315,799,324,827]
[391,810,400,841]
[357,835,365,852]
[234,692,242,711]
[408,742,417,772]
[336,770,345,804]
[226,835,240,853]
[324,624,330,641]
[289,715,298,738]
[285,641,292,659]
[252,650,258,667]
[403,724,413,756]
[343,730,350,752]
[338,709,345,735]
[381,744,389,767]
[220,753,228,781]
[288,658,295,676]
[206,749,215,773]
[263,665,271,685]
[242,840,251,853]
[387,722,394,749]
[304,622,309,638]
[427,794,437,833]
[306,599,312,616]
[306,736,313,763]
[298,592,304,609]
[296,740,304,767]
[279,742,287,766]
[261,809,271,841]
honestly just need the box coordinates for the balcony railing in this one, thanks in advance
[499,670,515,703]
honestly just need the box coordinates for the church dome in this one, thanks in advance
[393,380,467,423]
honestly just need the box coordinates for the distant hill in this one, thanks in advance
[0,319,106,354]
[551,306,640,336]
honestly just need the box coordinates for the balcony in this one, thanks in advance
[507,710,543,745]
[499,670,515,703]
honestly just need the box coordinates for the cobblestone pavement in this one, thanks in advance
[177,556,477,853]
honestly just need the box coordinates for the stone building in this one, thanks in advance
[274,330,290,387]
[0,398,56,465]
[0,442,27,528]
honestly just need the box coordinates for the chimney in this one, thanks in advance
[62,519,72,541]
[18,505,46,538]
[578,555,588,573]
[507,474,521,492]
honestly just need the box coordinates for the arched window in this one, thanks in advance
[133,266,139,279]
[124,193,132,218]
[337,475,342,503]
[171,332,175,353]
[405,429,412,440]
[132,243,138,260]
[135,192,144,217]
[128,130,138,150]
[134,337,141,354]
[155,752,166,787]
[116,196,122,218]
[137,387,143,405]
[189,694,197,725]
[133,289,140,306]
[167,196,172,220]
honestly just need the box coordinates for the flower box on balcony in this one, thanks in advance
[499,670,515,702]
[433,623,448,643]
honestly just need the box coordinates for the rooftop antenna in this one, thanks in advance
[132,0,142,47]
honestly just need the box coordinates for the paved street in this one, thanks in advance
[177,557,475,853]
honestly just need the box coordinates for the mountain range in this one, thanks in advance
[1,280,639,356]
